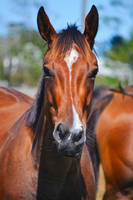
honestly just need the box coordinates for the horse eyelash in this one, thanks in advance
[88,68,98,78]
[43,67,54,77]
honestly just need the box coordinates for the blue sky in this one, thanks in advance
[0,0,133,47]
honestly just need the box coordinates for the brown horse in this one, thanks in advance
[0,5,99,200]
[87,86,133,200]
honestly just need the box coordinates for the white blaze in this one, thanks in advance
[71,105,83,131]
[64,48,79,80]
[64,48,83,132]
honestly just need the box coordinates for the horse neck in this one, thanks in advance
[37,115,73,178]
[36,115,81,199]
[23,110,85,199]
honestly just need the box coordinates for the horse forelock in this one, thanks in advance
[49,25,91,61]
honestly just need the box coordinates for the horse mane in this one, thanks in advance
[86,87,106,184]
[26,74,45,162]
[90,86,109,110]
[26,74,45,131]
[58,25,86,53]
[49,25,91,61]
[110,84,133,97]
[86,87,114,185]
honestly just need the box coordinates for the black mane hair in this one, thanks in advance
[86,87,114,185]
[26,74,45,131]
[49,25,91,61]
[57,25,86,54]
[26,74,46,162]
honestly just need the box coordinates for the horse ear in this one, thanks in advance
[84,5,99,49]
[37,6,56,44]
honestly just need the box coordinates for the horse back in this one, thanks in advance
[0,87,33,147]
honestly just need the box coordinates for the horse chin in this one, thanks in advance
[63,151,82,159]
[57,142,84,159]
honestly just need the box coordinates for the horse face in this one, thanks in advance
[44,46,98,157]
[37,6,99,157]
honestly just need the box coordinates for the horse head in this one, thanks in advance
[29,6,99,159]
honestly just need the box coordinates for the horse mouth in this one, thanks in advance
[57,143,84,159]
[63,151,82,159]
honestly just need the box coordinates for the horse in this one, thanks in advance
[0,5,99,200]
[87,86,133,200]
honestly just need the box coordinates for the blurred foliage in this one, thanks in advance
[105,35,133,70]
[0,24,48,86]
[95,75,121,86]
[0,0,133,87]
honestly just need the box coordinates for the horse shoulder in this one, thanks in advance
[0,120,37,200]
[96,92,133,155]
[96,92,133,189]
[0,87,33,107]
[0,87,33,148]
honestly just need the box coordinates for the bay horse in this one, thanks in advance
[87,86,133,200]
[0,5,99,200]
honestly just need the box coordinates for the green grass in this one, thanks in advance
[95,75,122,87]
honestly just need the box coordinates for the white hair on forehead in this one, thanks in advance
[64,48,79,74]
[64,48,84,134]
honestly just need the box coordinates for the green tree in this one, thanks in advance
[0,23,47,86]
[105,35,133,70]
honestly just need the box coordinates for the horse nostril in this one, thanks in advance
[72,130,84,143]
[56,123,67,140]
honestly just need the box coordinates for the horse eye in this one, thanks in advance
[43,67,53,77]
[88,68,98,79]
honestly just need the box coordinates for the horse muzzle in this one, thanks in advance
[53,123,86,158]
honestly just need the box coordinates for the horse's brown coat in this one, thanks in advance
[0,5,99,200]
[89,87,133,200]
[97,87,133,199]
